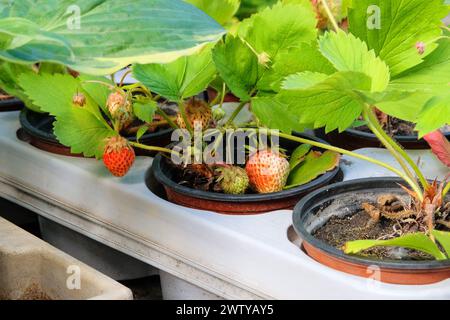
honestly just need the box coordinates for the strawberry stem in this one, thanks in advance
[319,0,340,32]
[128,141,179,157]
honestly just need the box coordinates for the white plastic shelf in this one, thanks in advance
[0,111,449,299]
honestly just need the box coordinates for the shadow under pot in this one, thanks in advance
[17,108,173,157]
[293,177,450,285]
[315,128,450,150]
[148,133,342,215]
[0,96,25,112]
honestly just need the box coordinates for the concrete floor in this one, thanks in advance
[0,197,163,300]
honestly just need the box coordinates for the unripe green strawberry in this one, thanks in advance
[245,150,290,194]
[216,166,249,195]
[72,93,86,107]
[176,98,212,130]
[107,91,134,130]
[103,136,135,177]
[213,107,226,121]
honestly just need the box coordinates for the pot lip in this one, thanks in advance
[150,133,340,203]
[0,97,24,107]
[19,108,173,144]
[293,177,450,270]
[344,128,450,143]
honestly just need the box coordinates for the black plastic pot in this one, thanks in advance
[17,108,173,157]
[316,128,450,150]
[293,178,450,285]
[148,133,342,215]
[0,97,24,112]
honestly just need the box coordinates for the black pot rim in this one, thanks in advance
[19,108,173,145]
[293,177,450,270]
[151,133,340,203]
[345,128,450,143]
[0,97,25,110]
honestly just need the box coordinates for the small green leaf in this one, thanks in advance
[289,144,312,170]
[212,36,261,101]
[432,230,450,258]
[133,101,157,124]
[251,96,309,134]
[318,30,390,92]
[344,233,446,260]
[136,125,149,142]
[286,150,340,188]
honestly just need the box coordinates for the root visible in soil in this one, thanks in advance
[313,192,450,261]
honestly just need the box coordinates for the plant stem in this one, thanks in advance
[241,128,425,200]
[320,0,340,32]
[119,70,132,87]
[225,100,248,127]
[363,106,428,192]
[178,100,193,134]
[128,141,178,156]
[443,183,450,198]
[156,107,178,129]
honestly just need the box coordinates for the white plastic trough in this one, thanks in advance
[0,111,449,300]
[0,217,132,300]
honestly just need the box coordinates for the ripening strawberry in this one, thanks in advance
[245,150,290,194]
[176,98,212,130]
[103,136,135,177]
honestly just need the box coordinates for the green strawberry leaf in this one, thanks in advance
[133,101,157,124]
[374,91,432,123]
[348,0,448,77]
[53,108,116,159]
[278,71,372,132]
[286,150,340,188]
[259,43,336,92]
[251,96,309,134]
[18,72,104,122]
[282,72,328,90]
[389,38,450,94]
[289,144,312,170]
[318,30,390,92]
[0,62,41,112]
[344,232,447,260]
[239,1,317,60]
[185,0,240,26]
[133,46,216,102]
[415,94,450,137]
[212,36,261,101]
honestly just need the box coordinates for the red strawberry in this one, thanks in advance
[245,149,290,194]
[103,136,135,177]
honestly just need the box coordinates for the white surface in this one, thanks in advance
[0,111,449,300]
[0,217,132,300]
[39,216,158,281]
[160,271,223,300]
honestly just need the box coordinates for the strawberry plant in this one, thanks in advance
[243,0,449,258]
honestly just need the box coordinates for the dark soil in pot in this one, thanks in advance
[316,120,450,150]
[148,133,342,215]
[17,108,173,157]
[293,178,450,285]
[0,92,24,112]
